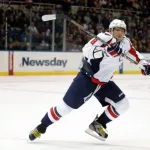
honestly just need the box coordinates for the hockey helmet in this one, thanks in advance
[109,19,127,34]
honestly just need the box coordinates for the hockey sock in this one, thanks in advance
[41,107,62,127]
[97,105,120,127]
[41,112,53,127]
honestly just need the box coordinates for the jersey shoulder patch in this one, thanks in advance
[97,32,113,43]
[104,32,111,36]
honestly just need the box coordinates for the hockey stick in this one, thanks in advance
[42,14,56,21]
[42,14,144,68]
[42,14,111,47]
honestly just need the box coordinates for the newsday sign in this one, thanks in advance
[21,57,67,67]
[13,52,83,75]
[0,51,150,76]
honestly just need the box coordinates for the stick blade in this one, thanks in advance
[42,14,56,21]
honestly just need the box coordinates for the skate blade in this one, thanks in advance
[85,128,106,141]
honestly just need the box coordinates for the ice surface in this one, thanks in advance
[0,75,150,150]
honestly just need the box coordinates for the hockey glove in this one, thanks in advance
[107,43,122,57]
[141,64,150,75]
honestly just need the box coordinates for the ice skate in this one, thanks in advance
[85,115,108,141]
[29,123,46,141]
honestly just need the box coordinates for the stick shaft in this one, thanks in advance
[64,15,139,65]
[42,14,140,66]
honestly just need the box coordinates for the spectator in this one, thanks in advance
[0,0,150,52]
[27,21,38,36]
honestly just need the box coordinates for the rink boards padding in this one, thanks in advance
[0,51,148,76]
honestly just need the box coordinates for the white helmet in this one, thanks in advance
[109,19,127,33]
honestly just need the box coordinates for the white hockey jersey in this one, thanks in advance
[82,32,146,83]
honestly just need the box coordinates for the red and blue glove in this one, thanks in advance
[141,64,150,75]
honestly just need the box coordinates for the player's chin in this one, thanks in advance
[116,37,123,42]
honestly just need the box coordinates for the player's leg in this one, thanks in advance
[96,81,129,129]
[29,72,97,141]
[86,81,129,141]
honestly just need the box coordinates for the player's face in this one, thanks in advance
[112,28,125,42]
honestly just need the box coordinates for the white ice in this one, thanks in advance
[0,75,150,150]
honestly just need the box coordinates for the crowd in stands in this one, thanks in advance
[0,0,149,52]
[66,5,150,52]
[7,0,150,11]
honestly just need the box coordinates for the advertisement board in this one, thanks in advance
[0,51,150,76]
[0,51,8,76]
[13,52,83,75]
[122,54,150,74]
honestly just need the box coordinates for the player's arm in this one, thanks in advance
[81,32,114,77]
[124,40,150,75]
[82,32,115,61]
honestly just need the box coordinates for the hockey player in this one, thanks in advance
[29,19,150,141]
